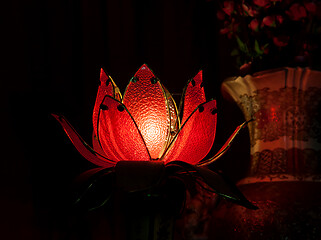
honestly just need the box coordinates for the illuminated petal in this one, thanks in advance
[92,132,108,159]
[162,100,217,165]
[162,84,180,148]
[122,64,169,159]
[52,114,115,168]
[98,95,151,161]
[92,69,121,141]
[197,120,252,166]
[180,70,206,124]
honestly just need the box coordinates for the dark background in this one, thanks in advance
[2,0,248,239]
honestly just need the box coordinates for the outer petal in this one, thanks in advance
[161,100,217,165]
[92,69,121,148]
[180,70,206,125]
[98,95,151,161]
[52,114,115,168]
[197,120,251,166]
[92,132,108,158]
[122,64,169,159]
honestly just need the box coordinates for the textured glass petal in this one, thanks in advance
[98,95,151,161]
[122,64,169,159]
[92,132,108,159]
[197,120,251,166]
[162,84,180,148]
[52,114,115,168]
[161,100,217,165]
[93,68,121,141]
[180,70,206,125]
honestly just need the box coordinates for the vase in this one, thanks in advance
[209,67,321,239]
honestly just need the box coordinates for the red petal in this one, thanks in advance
[122,64,169,159]
[98,96,151,161]
[93,69,121,142]
[197,120,250,166]
[162,100,217,165]
[92,132,108,159]
[52,114,115,168]
[180,70,206,125]
[162,84,180,148]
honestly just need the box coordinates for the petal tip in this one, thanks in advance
[192,70,203,85]
[141,63,149,69]
[135,64,155,77]
[100,68,108,83]
[51,113,62,121]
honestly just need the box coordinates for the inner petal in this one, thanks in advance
[122,64,170,159]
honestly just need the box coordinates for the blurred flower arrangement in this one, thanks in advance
[217,0,321,74]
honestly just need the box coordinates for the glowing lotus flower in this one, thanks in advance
[52,64,257,211]
[53,64,247,168]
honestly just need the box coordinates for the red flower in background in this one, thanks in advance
[217,10,226,20]
[262,16,276,27]
[220,19,240,38]
[304,2,317,14]
[239,62,252,75]
[242,4,258,17]
[276,15,284,24]
[286,3,307,20]
[249,19,259,31]
[222,1,235,16]
[273,35,290,47]
[253,0,270,8]
[217,0,321,73]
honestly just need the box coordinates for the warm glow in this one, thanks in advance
[52,64,257,211]
[140,118,164,159]
[53,64,222,167]
[122,65,169,159]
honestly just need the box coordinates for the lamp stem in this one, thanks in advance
[152,213,174,240]
[127,212,174,240]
